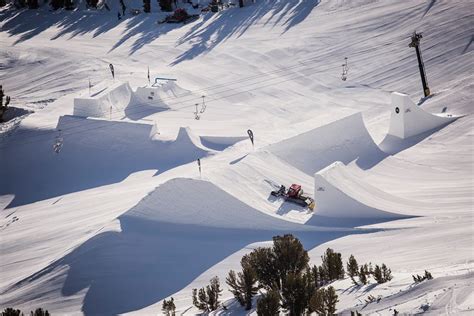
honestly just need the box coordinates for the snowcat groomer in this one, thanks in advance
[271,184,315,210]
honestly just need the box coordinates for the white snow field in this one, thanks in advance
[0,0,473,315]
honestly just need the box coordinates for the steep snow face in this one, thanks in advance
[0,0,473,315]
[386,92,458,140]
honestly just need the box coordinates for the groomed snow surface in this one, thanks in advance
[1,0,473,315]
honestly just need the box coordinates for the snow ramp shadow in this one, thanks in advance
[3,178,373,315]
[0,118,212,208]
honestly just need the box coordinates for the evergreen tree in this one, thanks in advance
[325,286,339,315]
[86,0,98,8]
[308,288,326,315]
[30,309,50,316]
[272,234,309,289]
[256,290,280,316]
[373,265,383,283]
[162,297,176,316]
[192,276,222,312]
[346,255,359,280]
[318,265,328,285]
[381,264,392,282]
[50,0,63,10]
[281,271,313,316]
[159,0,173,11]
[64,0,74,10]
[424,270,433,280]
[310,264,320,288]
[143,0,150,12]
[2,308,22,316]
[27,0,39,9]
[321,248,344,282]
[15,0,27,7]
[226,254,259,310]
[358,265,368,285]
[247,247,278,290]
[368,263,374,275]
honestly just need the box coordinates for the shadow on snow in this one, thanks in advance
[171,0,321,65]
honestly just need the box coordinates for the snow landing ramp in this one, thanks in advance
[386,92,458,139]
[267,113,385,175]
[73,82,169,120]
[380,92,459,154]
[307,162,412,227]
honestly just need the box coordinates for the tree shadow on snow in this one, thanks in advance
[170,0,320,65]
[0,9,118,45]
[0,8,181,54]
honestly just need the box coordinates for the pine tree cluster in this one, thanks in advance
[1,308,50,316]
[49,0,74,10]
[317,248,345,284]
[412,270,433,283]
[345,255,393,285]
[86,0,98,8]
[307,286,339,316]
[226,235,340,315]
[192,276,222,312]
[161,297,176,316]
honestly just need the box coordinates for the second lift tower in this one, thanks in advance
[409,31,431,98]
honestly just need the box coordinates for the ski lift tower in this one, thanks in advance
[409,31,430,97]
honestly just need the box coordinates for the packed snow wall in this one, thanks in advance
[73,82,133,118]
[73,83,169,119]
[312,162,408,219]
[387,92,457,139]
[267,113,385,175]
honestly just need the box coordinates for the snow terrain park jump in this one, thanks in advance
[0,0,472,315]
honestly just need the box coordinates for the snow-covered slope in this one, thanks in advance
[0,0,472,315]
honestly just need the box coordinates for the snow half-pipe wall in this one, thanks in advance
[73,82,133,118]
[267,113,385,175]
[387,92,457,139]
[310,162,412,227]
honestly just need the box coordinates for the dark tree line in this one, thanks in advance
[5,0,194,12]
[345,254,394,285]
[1,308,50,316]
